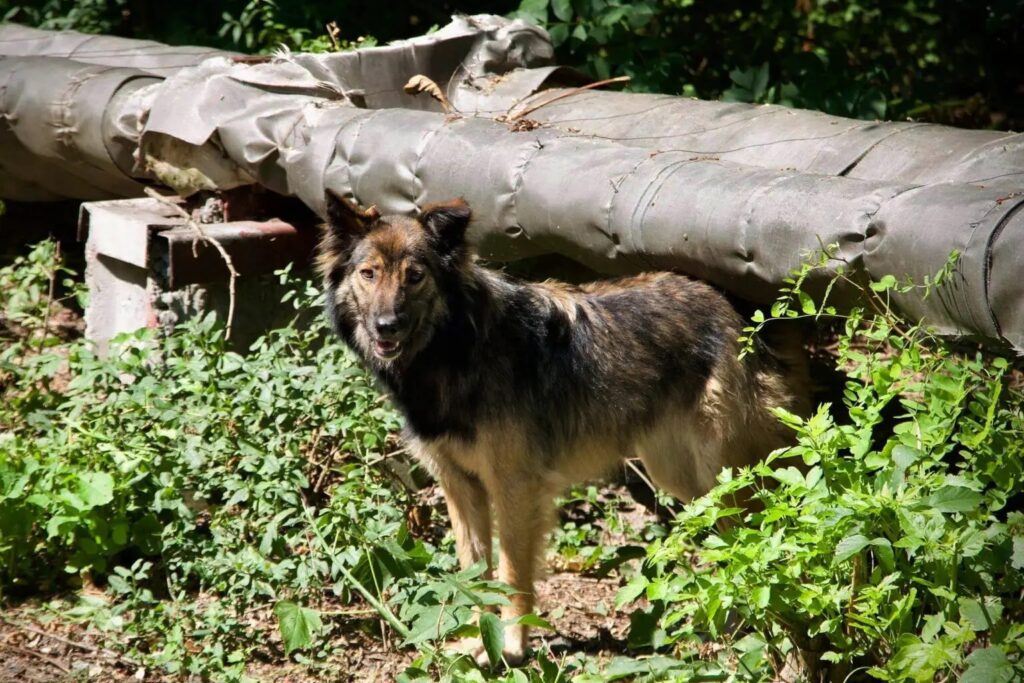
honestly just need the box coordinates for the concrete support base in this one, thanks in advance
[80,197,318,353]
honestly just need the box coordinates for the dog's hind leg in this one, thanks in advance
[635,419,721,503]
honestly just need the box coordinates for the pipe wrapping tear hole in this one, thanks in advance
[505,225,524,238]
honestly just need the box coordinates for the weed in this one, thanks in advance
[618,247,1024,682]
[4,240,1021,682]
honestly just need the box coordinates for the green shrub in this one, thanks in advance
[516,0,1024,128]
[618,250,1024,681]
[2,255,402,594]
[0,243,526,680]
[6,240,1024,681]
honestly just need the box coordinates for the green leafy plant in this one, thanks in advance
[617,248,1024,681]
[218,0,310,52]
[516,0,1022,128]
[6,238,1024,680]
[0,243,563,680]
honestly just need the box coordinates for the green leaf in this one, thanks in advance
[920,613,944,642]
[517,0,548,22]
[927,485,983,513]
[890,444,921,488]
[771,466,805,488]
[889,635,955,682]
[548,23,569,46]
[752,62,769,100]
[959,596,1003,632]
[797,291,816,315]
[77,472,114,509]
[615,576,647,608]
[870,274,898,292]
[958,528,986,558]
[961,647,1013,683]
[1012,536,1024,570]
[274,601,323,654]
[551,0,572,21]
[870,538,894,572]
[752,586,770,609]
[835,533,870,562]
[45,515,76,539]
[600,6,627,26]
[517,613,555,631]
[478,611,504,668]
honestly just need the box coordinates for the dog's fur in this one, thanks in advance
[318,191,809,665]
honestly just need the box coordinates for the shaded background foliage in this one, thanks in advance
[2,0,1022,130]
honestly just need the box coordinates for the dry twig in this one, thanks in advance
[36,241,59,350]
[6,622,99,654]
[0,618,142,668]
[508,76,631,121]
[624,458,658,498]
[326,21,342,51]
[144,188,239,339]
[0,642,72,675]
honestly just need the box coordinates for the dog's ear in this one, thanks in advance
[421,199,472,254]
[324,189,379,238]
[319,190,380,274]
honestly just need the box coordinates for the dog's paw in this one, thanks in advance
[448,636,528,669]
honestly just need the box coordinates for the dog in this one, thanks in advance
[317,190,810,666]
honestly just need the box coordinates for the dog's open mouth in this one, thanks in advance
[373,339,403,360]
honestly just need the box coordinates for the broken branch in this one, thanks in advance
[144,188,239,340]
[508,75,631,121]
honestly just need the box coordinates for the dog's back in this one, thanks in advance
[432,269,809,498]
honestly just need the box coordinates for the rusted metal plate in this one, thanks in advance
[158,219,319,288]
[79,196,319,287]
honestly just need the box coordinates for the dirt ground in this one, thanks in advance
[0,468,656,683]
[0,554,643,682]
[1,256,666,683]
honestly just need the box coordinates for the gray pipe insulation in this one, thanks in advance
[1,17,1021,351]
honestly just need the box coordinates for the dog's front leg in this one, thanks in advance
[432,460,502,665]
[489,474,553,667]
[434,461,493,574]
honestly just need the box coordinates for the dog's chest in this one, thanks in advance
[412,434,488,479]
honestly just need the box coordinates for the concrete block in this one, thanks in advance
[81,197,318,353]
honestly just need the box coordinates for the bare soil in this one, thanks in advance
[0,549,645,682]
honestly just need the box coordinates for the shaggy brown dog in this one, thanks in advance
[318,191,809,666]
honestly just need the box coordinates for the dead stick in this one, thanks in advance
[509,76,631,121]
[0,619,142,667]
[6,622,99,653]
[624,458,658,498]
[0,642,72,674]
[144,188,239,339]
[36,241,59,350]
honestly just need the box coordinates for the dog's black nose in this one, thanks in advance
[375,314,400,337]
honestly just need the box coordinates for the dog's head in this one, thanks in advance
[318,189,472,367]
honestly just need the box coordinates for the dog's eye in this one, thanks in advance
[360,268,375,281]
[407,269,424,285]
